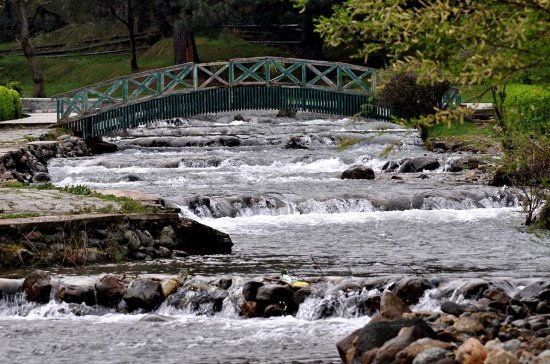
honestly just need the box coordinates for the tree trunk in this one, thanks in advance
[173,26,200,64]
[127,0,139,71]
[16,0,45,97]
[299,8,324,60]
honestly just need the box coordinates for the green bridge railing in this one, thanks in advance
[53,57,460,139]
[55,57,377,122]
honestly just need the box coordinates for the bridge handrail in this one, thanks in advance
[53,57,378,122]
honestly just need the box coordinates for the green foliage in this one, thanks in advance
[313,1,549,87]
[504,85,550,137]
[9,89,22,118]
[4,81,23,96]
[377,71,450,121]
[0,85,15,121]
[0,212,41,220]
[538,200,550,230]
[61,184,92,195]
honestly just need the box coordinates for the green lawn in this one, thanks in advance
[0,36,290,97]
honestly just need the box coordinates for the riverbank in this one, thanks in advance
[0,124,233,268]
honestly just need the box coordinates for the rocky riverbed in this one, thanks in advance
[1,271,549,363]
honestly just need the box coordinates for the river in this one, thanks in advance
[1,111,549,363]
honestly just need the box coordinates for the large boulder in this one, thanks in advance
[0,278,23,296]
[380,291,412,320]
[374,324,438,363]
[399,157,440,173]
[337,317,436,364]
[22,270,52,303]
[166,284,228,315]
[123,278,164,312]
[341,166,375,180]
[172,219,233,255]
[96,275,126,307]
[242,281,264,301]
[57,282,97,306]
[513,280,550,310]
[393,277,432,305]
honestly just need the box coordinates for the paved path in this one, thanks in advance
[0,113,57,149]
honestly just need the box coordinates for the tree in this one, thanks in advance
[303,0,550,227]
[305,0,550,135]
[96,0,139,71]
[11,0,46,97]
[173,0,236,64]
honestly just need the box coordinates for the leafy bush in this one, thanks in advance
[505,84,550,136]
[0,86,15,121]
[5,81,23,96]
[376,72,450,119]
[9,89,22,119]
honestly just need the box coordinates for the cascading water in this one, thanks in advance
[1,111,549,363]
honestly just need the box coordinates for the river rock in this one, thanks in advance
[456,279,490,300]
[31,172,50,183]
[341,166,375,180]
[216,277,232,290]
[483,288,511,307]
[285,136,309,149]
[513,280,550,310]
[449,157,481,172]
[166,284,228,315]
[22,270,52,303]
[374,323,437,363]
[96,275,126,307]
[277,109,297,118]
[0,278,23,295]
[337,317,435,364]
[158,160,180,168]
[380,291,412,320]
[412,347,452,364]
[124,230,141,250]
[393,277,432,305]
[399,157,440,173]
[453,316,485,334]
[86,140,118,154]
[161,279,182,298]
[382,161,399,172]
[159,246,172,258]
[57,283,97,306]
[139,314,175,322]
[456,338,487,364]
[233,113,245,121]
[242,281,264,301]
[256,284,295,309]
[394,338,454,364]
[123,278,164,312]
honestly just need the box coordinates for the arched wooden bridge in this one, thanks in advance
[54,57,460,139]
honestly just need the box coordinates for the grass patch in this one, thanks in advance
[427,120,501,153]
[0,212,41,219]
[60,184,154,214]
[457,85,494,103]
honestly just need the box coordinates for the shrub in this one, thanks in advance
[504,84,550,137]
[0,86,15,121]
[9,89,22,119]
[376,72,450,119]
[5,81,23,96]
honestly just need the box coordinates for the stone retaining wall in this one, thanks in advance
[0,135,91,183]
[22,98,56,113]
[0,213,233,268]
